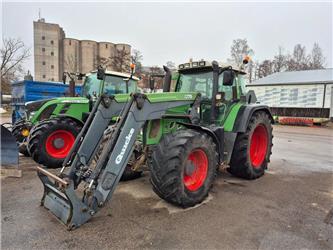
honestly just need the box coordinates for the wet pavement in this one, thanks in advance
[1,125,333,249]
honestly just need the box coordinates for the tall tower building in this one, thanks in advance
[33,18,65,81]
[33,19,131,81]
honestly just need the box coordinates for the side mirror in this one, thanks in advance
[222,70,235,86]
[97,65,105,80]
[149,77,155,91]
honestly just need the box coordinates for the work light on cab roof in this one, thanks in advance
[178,59,247,74]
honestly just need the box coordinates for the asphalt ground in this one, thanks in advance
[1,125,333,249]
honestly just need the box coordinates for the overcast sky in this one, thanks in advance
[2,1,332,75]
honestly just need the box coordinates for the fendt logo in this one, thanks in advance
[115,128,135,164]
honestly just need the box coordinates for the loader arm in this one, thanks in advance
[37,92,198,230]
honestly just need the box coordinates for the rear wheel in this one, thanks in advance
[11,119,32,156]
[229,111,273,179]
[149,129,218,208]
[27,117,82,168]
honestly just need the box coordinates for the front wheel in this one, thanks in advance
[27,117,82,168]
[11,119,32,156]
[228,111,273,179]
[149,129,218,208]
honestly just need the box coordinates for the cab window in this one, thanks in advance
[103,75,137,95]
[177,71,213,99]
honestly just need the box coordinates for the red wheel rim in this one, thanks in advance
[249,124,268,168]
[183,149,208,191]
[45,130,75,159]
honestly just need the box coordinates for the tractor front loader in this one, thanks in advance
[36,60,274,230]
[37,92,199,229]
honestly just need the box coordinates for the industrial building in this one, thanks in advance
[247,69,333,121]
[34,18,131,82]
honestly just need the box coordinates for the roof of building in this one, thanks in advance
[249,68,333,86]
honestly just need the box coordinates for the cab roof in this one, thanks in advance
[88,70,140,81]
[178,60,247,75]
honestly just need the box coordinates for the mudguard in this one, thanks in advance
[223,104,274,165]
[232,104,274,133]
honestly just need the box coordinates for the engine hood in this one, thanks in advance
[25,98,55,113]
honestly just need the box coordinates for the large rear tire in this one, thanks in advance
[149,129,218,208]
[11,119,32,156]
[228,111,273,179]
[27,117,82,168]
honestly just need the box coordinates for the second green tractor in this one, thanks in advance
[36,60,274,229]
[12,71,139,170]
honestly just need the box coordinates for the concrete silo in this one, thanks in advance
[80,40,98,74]
[63,38,80,73]
[98,42,115,70]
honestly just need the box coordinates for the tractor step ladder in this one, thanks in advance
[36,93,197,230]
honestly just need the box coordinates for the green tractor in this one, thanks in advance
[36,59,274,230]
[11,70,139,168]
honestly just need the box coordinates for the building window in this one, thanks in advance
[42,61,46,65]
[51,52,54,56]
[51,65,54,69]
[105,44,108,49]
[42,75,46,79]
[42,48,45,52]
[50,40,54,45]
[42,36,45,40]
[69,40,71,45]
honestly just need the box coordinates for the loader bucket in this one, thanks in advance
[1,125,19,165]
[37,166,93,230]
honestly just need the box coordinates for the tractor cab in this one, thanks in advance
[82,71,139,99]
[173,60,247,125]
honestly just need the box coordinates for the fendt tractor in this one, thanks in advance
[11,70,139,169]
[36,59,273,230]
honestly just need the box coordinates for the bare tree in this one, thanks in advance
[258,59,274,78]
[272,46,288,73]
[94,55,111,69]
[64,54,79,74]
[229,38,254,66]
[112,46,131,73]
[0,38,30,81]
[247,60,256,83]
[309,43,325,69]
[131,49,143,64]
[286,44,310,71]
[249,42,327,81]
[131,49,143,75]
